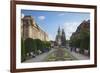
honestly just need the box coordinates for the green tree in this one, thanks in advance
[44,41,51,48]
[24,38,37,54]
[21,38,26,62]
[32,39,37,54]
[69,30,90,54]
[34,39,44,53]
[80,30,90,54]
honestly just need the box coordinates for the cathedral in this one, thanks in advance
[55,27,66,47]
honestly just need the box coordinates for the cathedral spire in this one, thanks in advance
[55,26,66,47]
[58,26,61,36]
[62,28,65,35]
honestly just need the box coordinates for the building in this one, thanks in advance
[21,16,49,41]
[55,27,66,47]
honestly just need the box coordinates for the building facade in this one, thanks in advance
[21,16,49,41]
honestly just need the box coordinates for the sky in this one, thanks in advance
[21,9,90,41]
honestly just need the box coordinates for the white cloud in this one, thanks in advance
[62,22,81,40]
[38,16,45,20]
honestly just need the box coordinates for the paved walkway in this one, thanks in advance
[67,48,90,60]
[23,48,89,63]
[23,49,56,63]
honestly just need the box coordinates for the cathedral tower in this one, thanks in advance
[61,29,66,47]
[55,27,66,47]
[55,27,61,46]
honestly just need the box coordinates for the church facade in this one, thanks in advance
[55,27,66,47]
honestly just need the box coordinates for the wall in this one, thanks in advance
[0,0,100,73]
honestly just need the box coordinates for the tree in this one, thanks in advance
[24,38,37,54]
[44,41,51,48]
[34,39,43,50]
[32,39,37,54]
[69,36,80,48]
[21,38,26,62]
[79,30,90,54]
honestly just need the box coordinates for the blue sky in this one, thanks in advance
[21,9,90,41]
